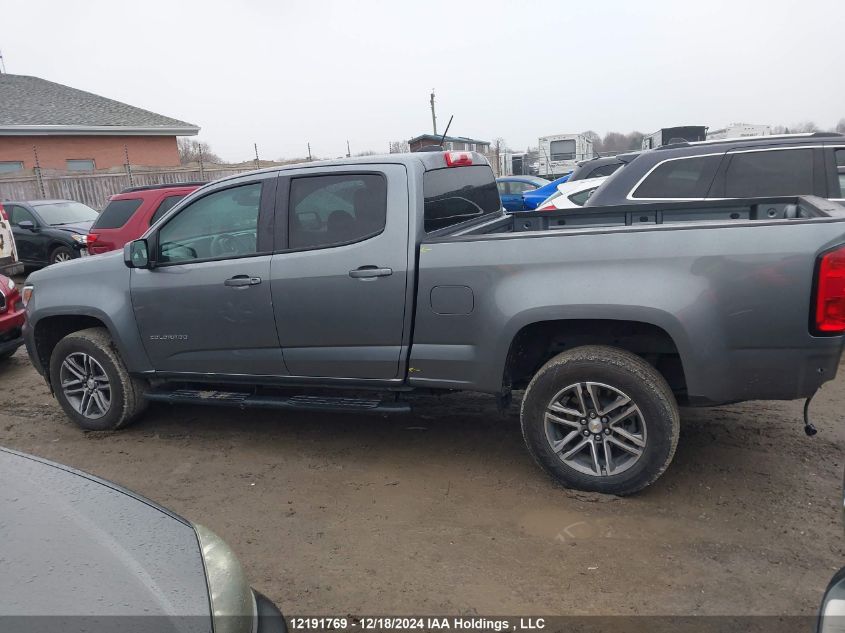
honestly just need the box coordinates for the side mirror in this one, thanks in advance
[124,239,151,269]
[17,220,36,231]
[819,568,845,632]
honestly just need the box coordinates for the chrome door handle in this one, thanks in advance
[349,266,393,279]
[224,275,261,287]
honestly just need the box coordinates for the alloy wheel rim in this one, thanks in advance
[544,381,646,477]
[54,252,72,263]
[59,352,111,419]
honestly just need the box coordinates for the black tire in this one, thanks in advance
[49,327,148,431]
[49,245,75,265]
[520,345,679,496]
[0,349,15,361]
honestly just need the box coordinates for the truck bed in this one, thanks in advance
[450,196,845,237]
[410,196,845,405]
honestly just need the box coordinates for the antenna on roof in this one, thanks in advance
[438,115,454,148]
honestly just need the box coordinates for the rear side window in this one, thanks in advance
[150,195,186,225]
[724,149,813,198]
[423,166,500,232]
[289,174,387,249]
[835,149,845,198]
[589,163,622,178]
[568,187,598,206]
[92,198,143,229]
[632,155,721,199]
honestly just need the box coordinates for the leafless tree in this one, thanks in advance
[389,141,410,154]
[178,138,222,165]
[582,130,602,154]
[354,150,380,157]
[791,121,820,133]
[836,119,845,134]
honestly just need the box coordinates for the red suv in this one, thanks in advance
[87,183,203,254]
[0,273,25,360]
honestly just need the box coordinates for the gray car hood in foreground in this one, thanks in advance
[0,447,211,628]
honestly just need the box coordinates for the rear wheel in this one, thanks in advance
[49,246,74,265]
[50,327,148,430]
[520,345,679,496]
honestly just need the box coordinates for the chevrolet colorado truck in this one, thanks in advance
[20,150,845,495]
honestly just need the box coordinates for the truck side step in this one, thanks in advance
[144,389,411,414]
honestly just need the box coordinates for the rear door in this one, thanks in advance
[269,164,409,380]
[709,146,823,198]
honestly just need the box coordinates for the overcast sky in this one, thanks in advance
[2,0,842,161]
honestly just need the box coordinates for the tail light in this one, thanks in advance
[88,233,99,245]
[0,203,7,221]
[538,204,557,211]
[814,245,845,333]
[444,151,474,167]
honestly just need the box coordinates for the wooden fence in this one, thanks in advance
[0,167,258,210]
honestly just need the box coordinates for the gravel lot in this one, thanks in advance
[0,343,843,617]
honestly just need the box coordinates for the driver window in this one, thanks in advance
[8,205,36,226]
[157,183,262,264]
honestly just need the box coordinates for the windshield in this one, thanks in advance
[34,201,99,225]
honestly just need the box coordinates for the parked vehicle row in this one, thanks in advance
[20,149,845,497]
[4,199,97,266]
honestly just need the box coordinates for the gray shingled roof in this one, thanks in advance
[0,74,199,134]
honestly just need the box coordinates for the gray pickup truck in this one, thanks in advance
[20,150,845,495]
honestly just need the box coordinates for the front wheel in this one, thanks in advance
[49,246,75,265]
[50,327,148,430]
[520,345,679,496]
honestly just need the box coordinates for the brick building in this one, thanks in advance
[0,74,199,173]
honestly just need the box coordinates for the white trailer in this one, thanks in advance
[537,134,594,178]
[706,123,772,140]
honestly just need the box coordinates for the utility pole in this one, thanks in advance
[32,145,45,199]
[307,143,312,161]
[430,89,437,135]
[496,139,501,177]
[123,144,134,187]
[346,140,351,158]
[0,50,6,74]
[198,143,205,180]
[253,143,260,169]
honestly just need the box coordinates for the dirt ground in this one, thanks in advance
[0,344,843,617]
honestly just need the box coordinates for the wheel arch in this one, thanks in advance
[31,311,128,386]
[500,315,690,400]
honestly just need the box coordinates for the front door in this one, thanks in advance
[270,165,409,380]
[7,204,48,263]
[131,176,284,375]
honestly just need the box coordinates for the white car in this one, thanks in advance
[0,203,22,277]
[536,176,608,211]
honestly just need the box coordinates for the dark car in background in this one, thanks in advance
[5,199,98,267]
[567,154,635,182]
[0,446,286,632]
[88,182,204,255]
[586,132,845,207]
[495,175,549,211]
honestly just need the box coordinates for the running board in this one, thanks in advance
[144,389,411,414]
